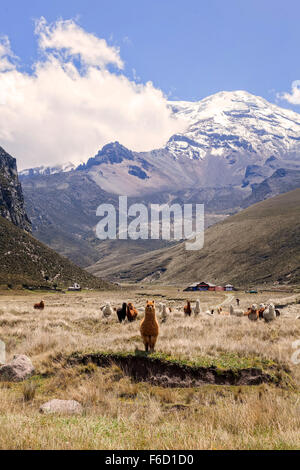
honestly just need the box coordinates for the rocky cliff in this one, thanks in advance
[0,146,31,231]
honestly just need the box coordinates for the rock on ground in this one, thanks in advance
[39,399,83,415]
[0,354,34,382]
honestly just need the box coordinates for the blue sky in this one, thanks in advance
[0,0,300,169]
[1,0,300,108]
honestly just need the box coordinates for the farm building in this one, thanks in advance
[225,284,234,291]
[184,282,201,292]
[184,281,235,292]
[215,286,225,291]
[198,282,212,291]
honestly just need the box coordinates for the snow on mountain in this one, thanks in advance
[19,162,76,178]
[167,90,300,161]
[18,90,300,195]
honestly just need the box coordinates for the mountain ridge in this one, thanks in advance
[87,189,300,287]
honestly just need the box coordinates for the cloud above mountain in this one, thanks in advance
[0,18,185,169]
[277,80,300,106]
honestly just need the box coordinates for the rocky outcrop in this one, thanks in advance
[40,399,83,415]
[0,146,31,231]
[77,141,135,170]
[0,354,34,381]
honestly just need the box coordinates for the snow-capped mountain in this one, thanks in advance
[19,90,300,268]
[19,161,76,178]
[167,90,300,161]
[74,91,300,195]
[19,91,300,190]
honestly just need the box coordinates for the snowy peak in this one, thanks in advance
[167,90,300,160]
[19,162,76,178]
[18,91,300,191]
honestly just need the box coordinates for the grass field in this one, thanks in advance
[0,286,300,450]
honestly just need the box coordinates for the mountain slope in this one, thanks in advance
[87,189,300,287]
[0,215,111,289]
[19,91,300,268]
[0,147,31,231]
[167,90,300,163]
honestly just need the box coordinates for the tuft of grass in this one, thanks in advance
[22,381,37,402]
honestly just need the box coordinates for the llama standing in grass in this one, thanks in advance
[184,301,192,316]
[157,303,163,314]
[205,309,214,316]
[101,302,114,318]
[258,303,266,319]
[230,305,243,317]
[34,300,44,310]
[161,304,169,323]
[194,300,201,316]
[217,306,229,316]
[140,300,159,352]
[126,302,138,322]
[246,304,259,321]
[263,303,276,323]
[116,303,127,323]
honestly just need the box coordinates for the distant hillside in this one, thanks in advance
[87,189,300,287]
[0,216,112,289]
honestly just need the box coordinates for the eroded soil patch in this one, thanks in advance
[67,352,285,388]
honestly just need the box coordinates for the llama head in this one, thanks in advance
[259,303,265,309]
[251,304,258,311]
[145,300,156,315]
[269,303,275,314]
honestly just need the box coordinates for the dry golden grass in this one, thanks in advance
[0,286,300,449]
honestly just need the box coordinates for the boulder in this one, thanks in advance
[39,399,83,415]
[0,354,34,381]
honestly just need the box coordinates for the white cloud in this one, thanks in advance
[0,18,185,170]
[35,17,123,69]
[277,80,300,106]
[0,36,17,71]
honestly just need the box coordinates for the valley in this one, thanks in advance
[0,286,299,449]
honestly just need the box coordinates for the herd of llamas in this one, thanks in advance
[31,296,282,353]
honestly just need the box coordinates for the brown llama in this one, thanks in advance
[184,301,192,316]
[140,300,159,352]
[126,302,138,322]
[34,300,44,310]
[217,306,229,316]
[245,304,259,321]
